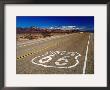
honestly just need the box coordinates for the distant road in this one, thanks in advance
[16,32,94,74]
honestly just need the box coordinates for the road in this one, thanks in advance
[16,32,94,74]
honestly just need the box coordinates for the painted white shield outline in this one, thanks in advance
[31,51,81,68]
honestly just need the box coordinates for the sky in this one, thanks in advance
[16,16,94,31]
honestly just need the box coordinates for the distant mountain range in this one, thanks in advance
[48,26,77,30]
[16,25,94,34]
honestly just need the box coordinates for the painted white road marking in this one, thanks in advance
[39,56,53,63]
[55,56,69,66]
[83,35,90,74]
[31,51,81,68]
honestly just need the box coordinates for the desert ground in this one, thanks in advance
[16,32,94,74]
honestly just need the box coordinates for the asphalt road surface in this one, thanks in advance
[16,32,94,74]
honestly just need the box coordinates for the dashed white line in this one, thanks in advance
[83,34,91,74]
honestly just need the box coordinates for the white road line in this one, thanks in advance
[83,34,91,74]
